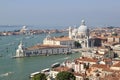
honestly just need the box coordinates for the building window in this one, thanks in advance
[67,48,69,52]
[62,49,64,52]
[57,49,59,53]
[41,50,42,54]
[69,43,72,47]
[52,49,53,54]
[46,50,48,54]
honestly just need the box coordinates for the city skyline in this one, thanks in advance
[0,0,120,27]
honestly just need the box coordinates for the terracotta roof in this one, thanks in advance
[26,44,68,50]
[91,37,107,40]
[99,72,120,80]
[52,36,73,41]
[100,77,119,80]
[74,61,84,64]
[104,42,119,45]
[73,72,85,77]
[87,68,92,73]
[102,68,120,73]
[103,58,112,62]
[102,68,113,72]
[52,66,70,72]
[107,36,120,38]
[75,57,98,63]
[112,61,120,67]
[91,64,108,69]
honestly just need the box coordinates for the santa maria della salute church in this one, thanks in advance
[14,20,102,57]
[69,20,92,48]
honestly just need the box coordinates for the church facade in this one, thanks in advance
[69,20,90,48]
[43,20,96,48]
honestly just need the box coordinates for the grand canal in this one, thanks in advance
[0,32,81,80]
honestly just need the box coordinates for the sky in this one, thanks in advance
[0,0,120,27]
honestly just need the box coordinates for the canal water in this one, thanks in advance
[0,33,81,80]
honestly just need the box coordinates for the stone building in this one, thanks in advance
[43,35,75,48]
[68,20,90,48]
[24,45,71,56]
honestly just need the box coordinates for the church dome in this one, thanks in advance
[78,20,87,34]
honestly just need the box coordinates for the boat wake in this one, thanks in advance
[53,57,70,62]
[64,57,70,60]
[0,72,14,77]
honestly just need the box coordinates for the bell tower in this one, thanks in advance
[69,26,72,39]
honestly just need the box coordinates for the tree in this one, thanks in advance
[56,71,75,80]
[74,41,81,48]
[31,73,47,80]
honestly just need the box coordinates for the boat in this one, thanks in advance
[30,68,50,78]
[41,68,50,75]
[51,62,60,68]
[30,71,40,78]
[41,68,50,73]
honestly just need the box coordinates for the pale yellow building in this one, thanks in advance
[43,35,75,48]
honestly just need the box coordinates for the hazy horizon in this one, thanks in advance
[0,0,120,27]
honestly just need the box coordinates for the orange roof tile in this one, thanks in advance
[73,72,86,77]
[99,72,120,80]
[102,68,113,72]
[87,68,92,73]
[52,36,73,41]
[75,57,98,62]
[91,64,108,69]
[107,36,120,38]
[52,66,70,72]
[112,62,120,67]
[26,44,68,50]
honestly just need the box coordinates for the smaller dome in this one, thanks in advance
[72,28,78,35]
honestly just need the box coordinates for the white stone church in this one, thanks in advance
[69,20,90,48]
